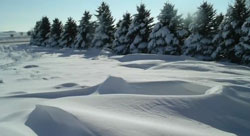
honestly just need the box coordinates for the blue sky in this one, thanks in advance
[0,0,234,32]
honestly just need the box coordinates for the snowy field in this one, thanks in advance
[0,42,250,136]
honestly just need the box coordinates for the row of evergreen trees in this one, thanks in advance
[30,0,250,64]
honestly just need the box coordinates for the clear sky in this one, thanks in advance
[0,0,234,32]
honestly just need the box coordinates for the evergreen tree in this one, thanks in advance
[214,13,224,31]
[75,11,95,49]
[213,0,249,62]
[39,17,51,46]
[127,4,154,53]
[48,18,63,47]
[148,2,183,55]
[30,21,41,45]
[183,13,193,31]
[113,13,132,55]
[178,13,193,51]
[92,2,115,48]
[184,2,216,59]
[235,17,250,64]
[211,13,225,60]
[59,17,77,48]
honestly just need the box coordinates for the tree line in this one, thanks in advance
[30,0,250,64]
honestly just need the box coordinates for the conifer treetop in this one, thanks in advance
[157,2,182,31]
[51,18,63,37]
[191,1,216,35]
[133,4,154,25]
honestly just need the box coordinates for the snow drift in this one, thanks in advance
[1,43,250,136]
[25,105,95,136]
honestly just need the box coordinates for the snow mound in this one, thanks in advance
[45,91,240,136]
[96,76,136,94]
[96,76,210,95]
[25,105,95,136]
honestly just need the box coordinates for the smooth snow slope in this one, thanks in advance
[0,43,250,136]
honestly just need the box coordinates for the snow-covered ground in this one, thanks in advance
[0,42,250,136]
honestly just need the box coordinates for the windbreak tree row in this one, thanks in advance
[30,0,250,64]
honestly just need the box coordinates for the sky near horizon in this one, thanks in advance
[0,0,234,32]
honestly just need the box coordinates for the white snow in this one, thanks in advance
[1,42,250,136]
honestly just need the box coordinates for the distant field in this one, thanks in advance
[0,31,30,44]
[0,37,30,44]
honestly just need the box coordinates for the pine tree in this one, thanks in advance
[184,2,216,59]
[48,18,63,47]
[178,13,193,51]
[148,2,183,55]
[30,21,41,45]
[235,17,250,64]
[213,0,248,62]
[59,17,77,48]
[75,11,95,49]
[214,13,224,31]
[92,2,115,49]
[113,13,132,55]
[211,13,224,60]
[39,17,51,46]
[183,13,193,31]
[127,4,153,53]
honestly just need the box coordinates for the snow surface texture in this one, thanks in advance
[1,42,250,136]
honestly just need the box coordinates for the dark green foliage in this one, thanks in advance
[51,18,63,38]
[60,17,77,48]
[75,11,95,49]
[113,13,132,54]
[192,2,216,35]
[214,13,224,32]
[39,16,51,45]
[235,17,250,64]
[213,0,249,62]
[183,13,193,31]
[127,4,154,53]
[48,18,63,47]
[92,2,115,48]
[158,2,183,32]
[30,21,41,45]
[184,1,217,58]
[148,2,184,55]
